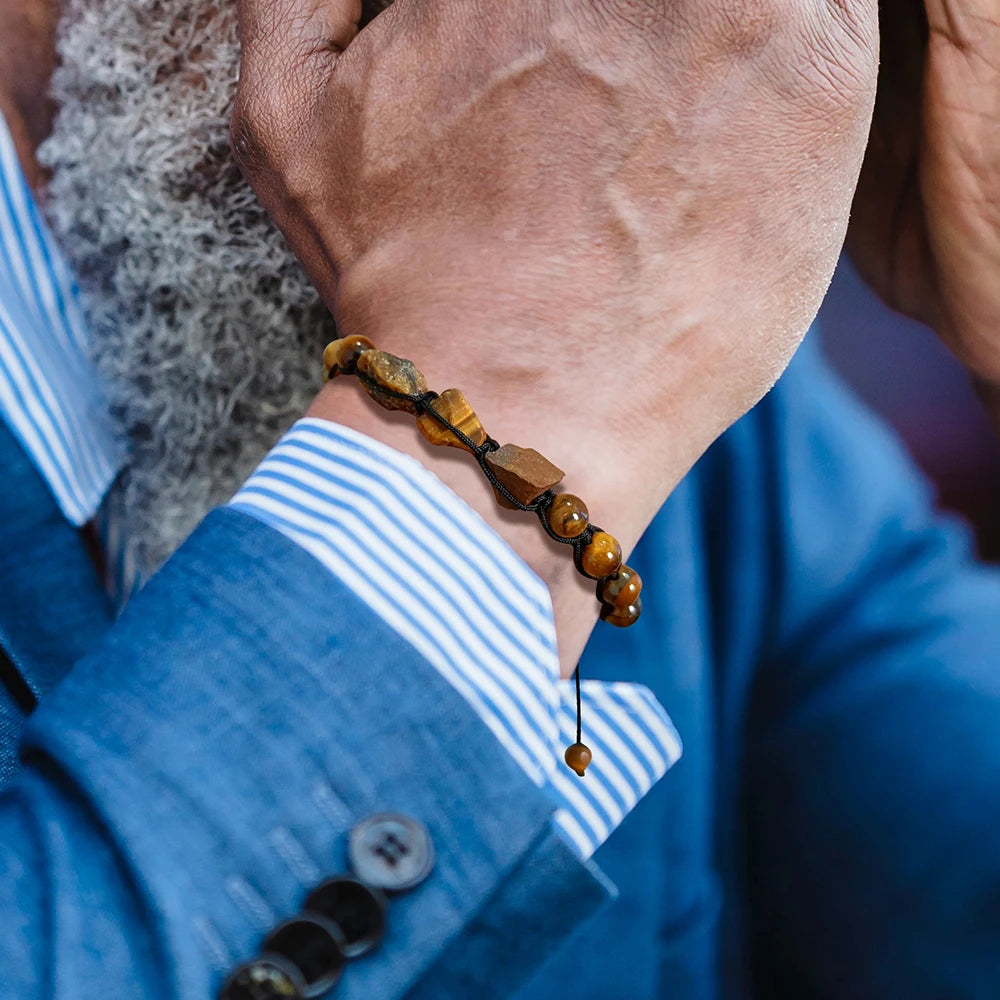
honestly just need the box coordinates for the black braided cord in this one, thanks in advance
[354,370,617,591]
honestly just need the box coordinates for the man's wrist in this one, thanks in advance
[316,242,772,672]
[306,381,598,677]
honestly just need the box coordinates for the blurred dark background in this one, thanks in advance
[819,256,1000,564]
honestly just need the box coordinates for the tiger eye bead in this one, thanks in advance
[597,564,642,609]
[484,444,565,508]
[547,494,589,539]
[564,742,592,777]
[356,350,429,414]
[416,388,487,454]
[600,596,642,628]
[579,531,622,579]
[323,335,375,380]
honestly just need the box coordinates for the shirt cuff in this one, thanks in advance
[229,417,681,859]
[0,112,123,525]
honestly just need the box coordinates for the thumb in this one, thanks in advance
[231,0,361,177]
[236,0,362,65]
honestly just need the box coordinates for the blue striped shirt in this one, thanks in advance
[0,116,122,523]
[0,110,680,860]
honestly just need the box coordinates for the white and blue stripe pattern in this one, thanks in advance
[232,419,681,859]
[0,114,122,524]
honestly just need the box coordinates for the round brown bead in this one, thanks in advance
[323,336,375,380]
[598,565,642,609]
[579,531,622,580]
[564,742,592,777]
[547,494,590,539]
[334,335,375,374]
[601,596,642,628]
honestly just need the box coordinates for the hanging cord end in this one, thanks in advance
[564,666,591,776]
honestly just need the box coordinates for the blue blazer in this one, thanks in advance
[3,338,1000,999]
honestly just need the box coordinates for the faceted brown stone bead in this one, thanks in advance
[579,531,623,579]
[564,741,592,777]
[547,493,589,539]
[484,444,564,508]
[322,335,376,381]
[356,350,429,413]
[601,596,642,628]
[598,564,642,608]
[416,388,487,454]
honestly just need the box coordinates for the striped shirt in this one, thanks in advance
[0,111,680,860]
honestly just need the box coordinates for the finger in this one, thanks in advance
[924,0,1000,48]
[236,0,362,65]
[231,0,362,180]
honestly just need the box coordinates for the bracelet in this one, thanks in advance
[322,335,643,776]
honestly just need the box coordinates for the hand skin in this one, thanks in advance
[0,0,57,187]
[232,0,879,676]
[849,0,1000,432]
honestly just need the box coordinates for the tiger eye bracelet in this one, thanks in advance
[322,335,643,775]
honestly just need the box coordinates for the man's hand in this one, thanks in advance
[230,0,878,670]
[849,0,1000,410]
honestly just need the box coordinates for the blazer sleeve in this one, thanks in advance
[0,506,614,1000]
[736,337,1000,997]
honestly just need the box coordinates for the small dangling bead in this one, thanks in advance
[564,742,592,777]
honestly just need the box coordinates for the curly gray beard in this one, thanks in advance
[38,0,334,579]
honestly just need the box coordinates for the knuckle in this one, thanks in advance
[229,83,287,179]
[806,2,880,108]
[229,94,269,177]
[228,110,258,176]
[230,86,326,209]
[712,0,780,59]
[588,0,674,40]
[751,0,878,120]
[822,0,880,51]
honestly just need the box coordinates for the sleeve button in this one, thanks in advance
[261,914,347,998]
[217,956,306,1000]
[348,813,434,893]
[304,876,387,959]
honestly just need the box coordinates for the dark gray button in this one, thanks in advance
[304,876,387,959]
[262,914,346,998]
[348,813,434,892]
[217,955,305,1000]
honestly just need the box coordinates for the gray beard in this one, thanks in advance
[38,0,334,578]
